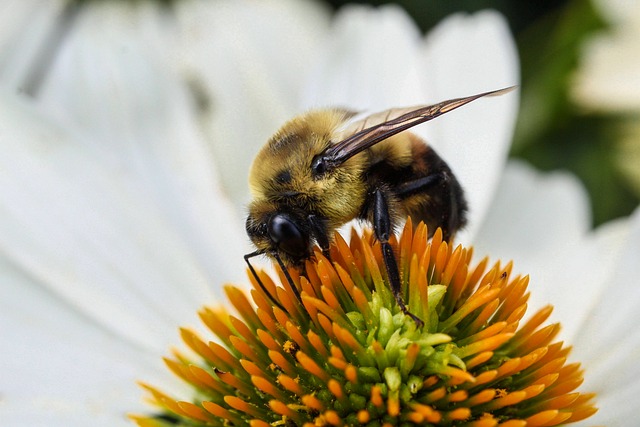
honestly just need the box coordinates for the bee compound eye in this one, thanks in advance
[268,214,308,257]
[311,155,327,176]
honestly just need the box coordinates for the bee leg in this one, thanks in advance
[395,172,444,197]
[372,188,424,327]
[272,251,304,305]
[308,214,331,260]
[244,250,285,311]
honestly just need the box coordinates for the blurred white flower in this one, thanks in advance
[571,0,640,201]
[572,0,640,112]
[0,1,637,426]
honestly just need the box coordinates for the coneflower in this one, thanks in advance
[132,219,596,426]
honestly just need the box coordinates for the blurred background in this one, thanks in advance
[327,0,640,227]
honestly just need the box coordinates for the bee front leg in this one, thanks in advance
[244,250,286,310]
[372,188,424,327]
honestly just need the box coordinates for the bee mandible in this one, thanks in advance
[245,86,516,326]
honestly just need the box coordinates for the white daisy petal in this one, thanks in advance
[473,161,591,264]
[551,215,630,341]
[419,11,520,241]
[572,29,640,112]
[472,161,605,339]
[592,0,639,27]
[0,258,165,426]
[572,0,640,112]
[302,4,424,110]
[419,11,519,98]
[0,91,229,351]
[0,411,122,427]
[37,2,248,288]
[175,0,331,207]
[571,207,640,426]
[0,0,65,91]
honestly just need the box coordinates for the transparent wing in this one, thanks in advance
[323,86,517,168]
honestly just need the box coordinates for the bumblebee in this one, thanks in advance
[245,87,515,325]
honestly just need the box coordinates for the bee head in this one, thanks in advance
[245,204,312,266]
[249,110,359,190]
[247,109,367,227]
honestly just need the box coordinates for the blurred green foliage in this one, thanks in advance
[327,0,640,226]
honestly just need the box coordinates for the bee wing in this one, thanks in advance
[323,86,516,168]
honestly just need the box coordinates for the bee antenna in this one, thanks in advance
[244,250,285,311]
[271,251,303,306]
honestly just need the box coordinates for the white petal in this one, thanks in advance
[572,20,640,112]
[571,207,640,426]
[38,1,248,288]
[302,4,424,110]
[418,11,520,241]
[592,0,640,25]
[0,0,65,91]
[571,0,640,112]
[550,216,630,341]
[175,0,331,207]
[0,91,234,352]
[39,2,249,276]
[472,161,600,338]
[473,160,590,269]
[0,258,169,426]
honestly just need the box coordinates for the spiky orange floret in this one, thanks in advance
[132,220,596,426]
